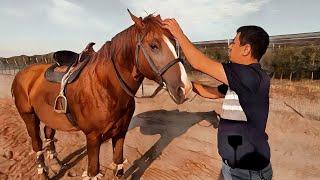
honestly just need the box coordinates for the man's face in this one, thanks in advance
[228,33,251,62]
[228,33,241,62]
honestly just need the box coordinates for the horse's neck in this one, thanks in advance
[89,39,143,96]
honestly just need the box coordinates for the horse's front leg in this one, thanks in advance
[112,132,127,178]
[83,133,103,179]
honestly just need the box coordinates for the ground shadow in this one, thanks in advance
[50,146,87,180]
[124,109,220,179]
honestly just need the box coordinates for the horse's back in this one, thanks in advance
[12,63,51,113]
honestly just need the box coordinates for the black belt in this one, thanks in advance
[223,159,270,171]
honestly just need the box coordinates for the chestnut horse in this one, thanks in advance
[11,10,192,179]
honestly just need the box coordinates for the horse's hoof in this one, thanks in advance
[46,150,57,160]
[113,168,124,179]
[109,159,128,169]
[38,174,48,180]
[38,169,49,180]
[110,159,128,179]
[113,175,125,180]
[82,171,104,180]
[37,164,49,174]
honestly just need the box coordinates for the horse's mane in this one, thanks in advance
[106,14,174,59]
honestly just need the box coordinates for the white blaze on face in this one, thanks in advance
[162,35,178,59]
[162,35,189,87]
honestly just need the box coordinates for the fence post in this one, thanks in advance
[14,59,18,74]
[24,57,27,68]
[5,59,9,75]
[3,59,5,74]
[12,58,15,75]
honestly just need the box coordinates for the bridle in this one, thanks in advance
[111,32,182,98]
[135,33,181,85]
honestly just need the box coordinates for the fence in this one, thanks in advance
[1,37,320,81]
[191,44,320,80]
[0,55,54,76]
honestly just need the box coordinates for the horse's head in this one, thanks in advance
[128,10,192,104]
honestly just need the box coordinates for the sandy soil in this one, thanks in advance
[0,74,320,180]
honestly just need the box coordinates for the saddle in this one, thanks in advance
[53,50,79,66]
[44,42,96,117]
[45,42,95,83]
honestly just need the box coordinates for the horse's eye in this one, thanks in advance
[150,43,159,50]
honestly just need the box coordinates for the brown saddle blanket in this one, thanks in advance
[44,42,95,83]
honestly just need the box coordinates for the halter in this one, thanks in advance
[135,33,182,85]
[111,33,182,98]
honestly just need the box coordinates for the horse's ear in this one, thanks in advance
[155,14,161,21]
[127,9,144,29]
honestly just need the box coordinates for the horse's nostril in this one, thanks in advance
[177,87,185,97]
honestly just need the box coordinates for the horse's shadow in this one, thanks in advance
[124,109,220,179]
[50,146,87,180]
[47,109,220,179]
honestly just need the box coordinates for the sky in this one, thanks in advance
[0,0,319,57]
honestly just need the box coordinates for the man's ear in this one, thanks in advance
[241,44,251,56]
[127,9,144,29]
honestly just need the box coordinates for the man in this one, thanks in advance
[163,19,272,180]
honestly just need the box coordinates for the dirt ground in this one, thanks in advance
[0,74,320,180]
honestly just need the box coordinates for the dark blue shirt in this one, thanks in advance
[218,62,270,170]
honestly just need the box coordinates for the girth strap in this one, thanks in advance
[66,108,78,127]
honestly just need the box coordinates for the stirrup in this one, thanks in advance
[54,66,74,114]
[54,93,67,113]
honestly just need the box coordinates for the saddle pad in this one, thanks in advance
[44,58,90,84]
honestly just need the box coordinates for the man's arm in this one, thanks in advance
[192,82,225,99]
[163,19,229,85]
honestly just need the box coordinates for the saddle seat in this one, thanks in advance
[45,42,96,83]
[53,50,79,67]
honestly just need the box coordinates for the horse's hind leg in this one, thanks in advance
[20,113,48,178]
[44,126,57,160]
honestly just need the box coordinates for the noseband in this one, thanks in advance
[111,33,182,98]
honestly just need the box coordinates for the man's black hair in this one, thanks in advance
[237,26,269,61]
